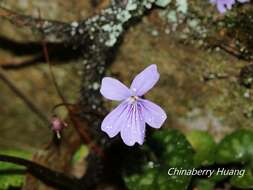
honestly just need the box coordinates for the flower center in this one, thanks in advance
[129,96,139,104]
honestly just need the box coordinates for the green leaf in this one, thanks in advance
[207,171,227,183]
[71,145,89,164]
[124,165,159,190]
[215,130,253,189]
[230,167,253,189]
[124,129,194,190]
[151,129,194,189]
[194,179,215,190]
[216,130,253,164]
[0,149,31,159]
[0,161,25,189]
[186,130,216,167]
[0,149,31,190]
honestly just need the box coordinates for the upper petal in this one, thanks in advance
[224,0,235,9]
[120,103,145,146]
[101,101,130,138]
[100,77,131,101]
[216,0,235,13]
[139,99,167,129]
[130,64,160,96]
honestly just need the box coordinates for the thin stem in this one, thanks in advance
[41,39,104,158]
[42,41,66,103]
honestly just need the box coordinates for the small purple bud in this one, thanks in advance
[50,117,68,139]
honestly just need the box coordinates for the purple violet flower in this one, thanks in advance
[100,64,167,146]
[210,0,250,13]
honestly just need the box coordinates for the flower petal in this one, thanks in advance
[217,0,235,13]
[101,101,129,138]
[120,103,145,146]
[100,77,131,101]
[140,99,167,129]
[130,64,160,96]
[217,3,227,13]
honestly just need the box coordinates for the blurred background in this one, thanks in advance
[0,0,253,190]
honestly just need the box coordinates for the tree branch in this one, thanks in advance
[0,154,82,190]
